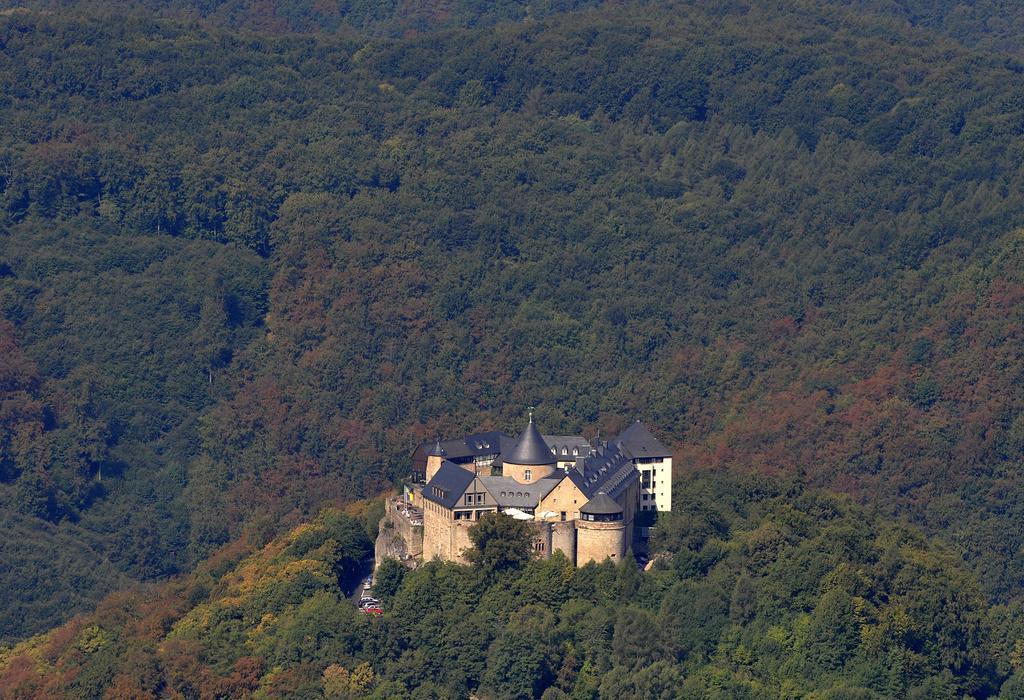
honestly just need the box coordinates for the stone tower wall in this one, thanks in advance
[503,461,556,484]
[551,520,577,564]
[425,454,445,482]
[576,520,625,566]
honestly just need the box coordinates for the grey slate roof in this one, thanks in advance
[504,418,556,466]
[421,431,513,461]
[568,443,639,500]
[544,435,593,459]
[613,421,672,459]
[581,492,623,515]
[422,460,476,509]
[477,475,561,508]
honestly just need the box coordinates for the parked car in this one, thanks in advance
[359,597,380,608]
[363,578,372,590]
[361,606,383,615]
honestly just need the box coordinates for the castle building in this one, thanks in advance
[415,415,673,566]
[614,420,673,515]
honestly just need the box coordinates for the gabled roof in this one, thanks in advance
[422,460,475,509]
[504,417,556,466]
[612,420,672,459]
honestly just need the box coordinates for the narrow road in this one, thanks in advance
[343,554,376,603]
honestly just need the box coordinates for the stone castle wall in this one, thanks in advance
[422,500,477,563]
[375,498,423,569]
[451,521,474,564]
[422,499,451,561]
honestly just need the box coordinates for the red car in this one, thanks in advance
[361,606,383,615]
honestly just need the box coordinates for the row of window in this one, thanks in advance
[455,509,496,520]
[463,489,539,505]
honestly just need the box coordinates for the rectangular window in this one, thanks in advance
[560,511,566,521]
[642,493,649,500]
[465,494,472,505]
[524,469,532,481]
[476,493,484,504]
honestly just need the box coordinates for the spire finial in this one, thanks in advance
[528,406,535,423]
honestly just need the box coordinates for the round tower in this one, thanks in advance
[425,439,446,482]
[576,492,625,566]
[502,413,556,484]
[550,520,577,564]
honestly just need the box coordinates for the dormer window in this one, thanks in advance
[573,447,579,456]
[524,469,532,482]
[562,447,568,455]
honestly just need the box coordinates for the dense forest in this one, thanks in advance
[4,478,1024,698]
[4,0,1024,53]
[3,0,1024,691]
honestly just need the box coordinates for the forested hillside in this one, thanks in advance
[4,0,1024,54]
[3,0,1024,649]
[5,479,1021,699]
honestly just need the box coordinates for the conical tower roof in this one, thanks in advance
[504,414,555,466]
[581,492,622,515]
